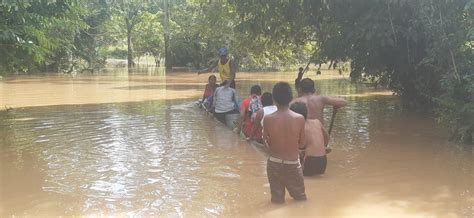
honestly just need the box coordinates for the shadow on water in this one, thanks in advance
[0,71,472,216]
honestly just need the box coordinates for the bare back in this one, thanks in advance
[263,108,305,160]
[304,119,327,157]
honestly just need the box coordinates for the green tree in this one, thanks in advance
[110,0,153,67]
[133,11,164,66]
[0,0,85,74]
[72,0,111,72]
[165,0,311,70]
[230,0,473,144]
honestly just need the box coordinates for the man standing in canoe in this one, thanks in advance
[198,48,237,89]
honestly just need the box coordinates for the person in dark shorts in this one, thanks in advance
[290,102,329,176]
[263,82,307,203]
[302,155,327,176]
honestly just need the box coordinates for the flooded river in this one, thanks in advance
[0,69,472,217]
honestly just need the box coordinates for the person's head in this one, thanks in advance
[298,67,304,73]
[208,75,217,85]
[250,85,262,96]
[290,102,308,120]
[261,92,273,107]
[221,80,230,87]
[218,47,228,59]
[272,82,293,107]
[296,86,303,97]
[300,78,316,94]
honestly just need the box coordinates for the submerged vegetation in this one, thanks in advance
[0,0,472,144]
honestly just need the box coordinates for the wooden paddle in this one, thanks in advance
[325,107,338,154]
[328,107,338,135]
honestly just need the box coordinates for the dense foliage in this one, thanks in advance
[0,0,85,73]
[231,0,473,144]
[0,0,472,143]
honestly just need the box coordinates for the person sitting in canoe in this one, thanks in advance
[247,92,277,143]
[212,80,239,125]
[200,75,218,110]
[234,85,262,137]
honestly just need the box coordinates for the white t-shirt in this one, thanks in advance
[261,105,278,126]
[213,86,236,113]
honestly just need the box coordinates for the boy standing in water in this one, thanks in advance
[263,82,307,203]
[290,102,329,176]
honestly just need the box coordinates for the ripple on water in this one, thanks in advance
[0,77,471,217]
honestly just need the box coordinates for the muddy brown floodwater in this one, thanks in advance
[0,68,472,217]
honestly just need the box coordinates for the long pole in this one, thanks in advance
[327,107,337,137]
[325,107,338,154]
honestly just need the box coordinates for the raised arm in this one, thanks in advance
[295,71,304,87]
[198,61,217,75]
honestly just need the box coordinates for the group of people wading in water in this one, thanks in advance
[198,48,347,203]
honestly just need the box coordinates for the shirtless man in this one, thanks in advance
[263,82,306,203]
[291,78,347,124]
[290,102,329,176]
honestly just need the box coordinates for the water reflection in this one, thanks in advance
[0,71,472,217]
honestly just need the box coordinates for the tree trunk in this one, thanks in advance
[154,54,161,66]
[164,0,172,71]
[126,18,135,68]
